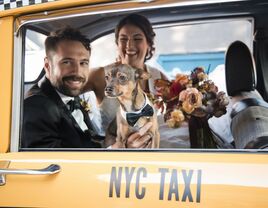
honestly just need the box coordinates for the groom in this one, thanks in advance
[21,27,102,148]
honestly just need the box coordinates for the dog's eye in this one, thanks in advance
[105,75,109,81]
[119,75,127,81]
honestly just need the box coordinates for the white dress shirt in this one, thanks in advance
[57,91,88,131]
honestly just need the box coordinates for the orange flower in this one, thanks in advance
[154,79,171,88]
[175,74,190,86]
[170,109,185,122]
[166,109,185,128]
[154,79,172,100]
[179,88,203,114]
[166,118,181,128]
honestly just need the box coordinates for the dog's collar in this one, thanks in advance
[120,94,153,126]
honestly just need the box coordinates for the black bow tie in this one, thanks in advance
[67,97,81,112]
[126,104,154,127]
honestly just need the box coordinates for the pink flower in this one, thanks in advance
[179,88,203,114]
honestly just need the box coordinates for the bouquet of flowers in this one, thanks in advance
[153,67,229,148]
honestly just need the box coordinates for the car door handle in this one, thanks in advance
[0,164,61,185]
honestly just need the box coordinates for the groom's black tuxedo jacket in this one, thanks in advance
[21,78,102,148]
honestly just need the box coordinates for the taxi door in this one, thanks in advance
[1,152,268,207]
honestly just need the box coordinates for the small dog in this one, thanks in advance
[104,62,160,148]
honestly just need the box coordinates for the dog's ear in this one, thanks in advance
[135,68,151,80]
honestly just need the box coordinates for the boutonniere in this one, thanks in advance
[80,100,91,113]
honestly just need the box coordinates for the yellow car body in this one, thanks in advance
[0,0,267,207]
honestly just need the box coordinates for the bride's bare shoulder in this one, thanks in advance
[83,67,105,92]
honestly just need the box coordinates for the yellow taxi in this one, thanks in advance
[0,0,268,207]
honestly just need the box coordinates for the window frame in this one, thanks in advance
[12,2,261,152]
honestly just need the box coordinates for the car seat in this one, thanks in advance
[225,40,268,149]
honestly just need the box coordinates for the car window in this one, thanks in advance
[90,19,253,93]
[21,11,254,151]
[25,29,46,83]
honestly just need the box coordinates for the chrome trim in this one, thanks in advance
[10,28,23,152]
[0,164,61,185]
[0,174,5,186]
[15,0,246,35]
[0,164,60,175]
[0,161,10,186]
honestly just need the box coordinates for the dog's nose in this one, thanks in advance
[105,86,114,93]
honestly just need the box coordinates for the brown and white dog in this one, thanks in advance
[104,62,160,148]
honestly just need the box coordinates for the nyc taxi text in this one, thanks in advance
[109,167,202,203]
